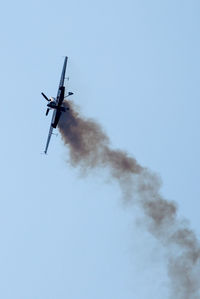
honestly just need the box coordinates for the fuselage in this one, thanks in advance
[47,97,57,109]
[47,97,66,113]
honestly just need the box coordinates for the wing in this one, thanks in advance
[51,109,62,129]
[56,56,68,106]
[44,109,56,154]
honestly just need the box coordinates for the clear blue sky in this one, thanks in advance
[1,0,200,298]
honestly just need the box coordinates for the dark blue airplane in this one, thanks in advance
[42,57,73,154]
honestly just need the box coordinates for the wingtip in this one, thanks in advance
[41,151,47,155]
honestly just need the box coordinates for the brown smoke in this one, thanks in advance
[58,101,200,299]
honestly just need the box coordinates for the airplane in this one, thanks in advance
[42,56,73,154]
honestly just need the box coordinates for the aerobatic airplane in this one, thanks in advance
[42,56,73,154]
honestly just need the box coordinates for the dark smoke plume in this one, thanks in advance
[59,101,200,299]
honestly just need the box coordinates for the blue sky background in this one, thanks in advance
[1,0,200,298]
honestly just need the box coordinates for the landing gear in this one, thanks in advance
[60,107,70,112]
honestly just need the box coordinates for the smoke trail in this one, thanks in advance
[58,101,200,299]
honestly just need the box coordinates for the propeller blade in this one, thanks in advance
[41,92,50,101]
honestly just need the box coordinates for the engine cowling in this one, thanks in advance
[47,101,57,108]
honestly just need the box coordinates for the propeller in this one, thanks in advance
[41,92,50,102]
